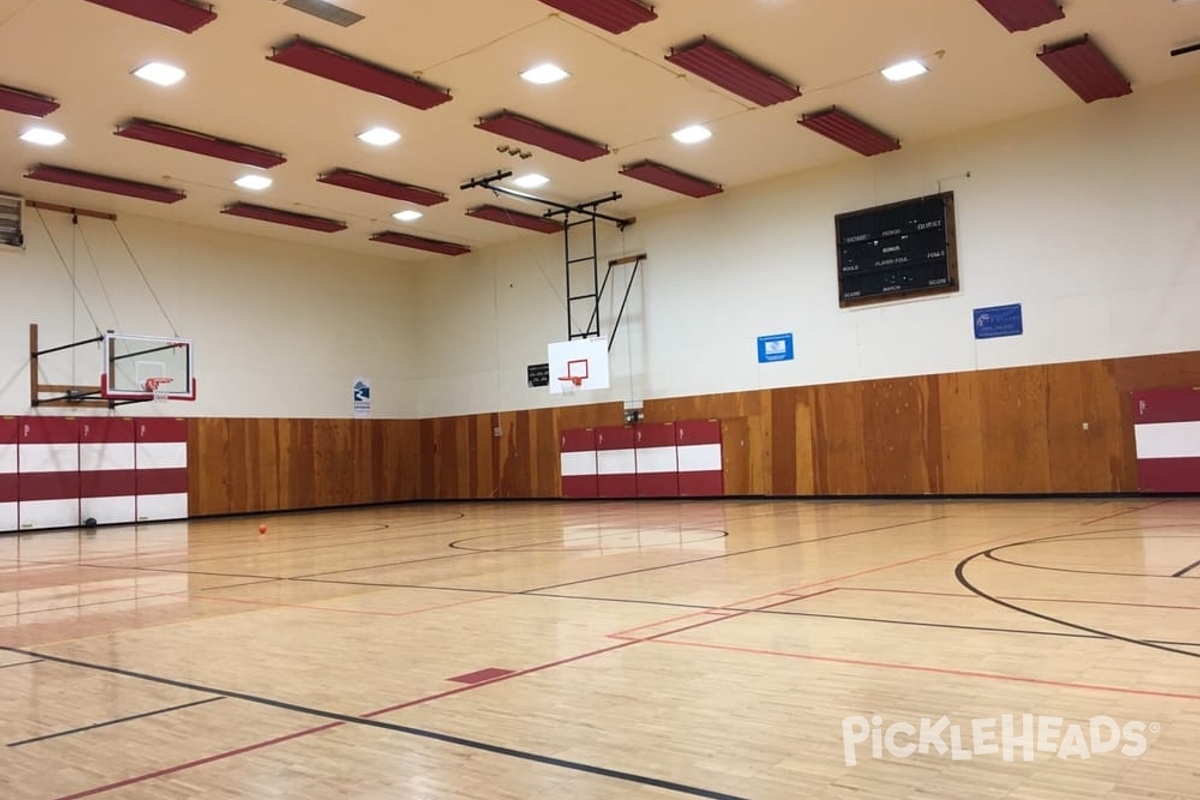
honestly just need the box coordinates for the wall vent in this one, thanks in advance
[0,193,22,249]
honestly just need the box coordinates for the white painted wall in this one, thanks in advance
[0,214,418,417]
[416,75,1200,417]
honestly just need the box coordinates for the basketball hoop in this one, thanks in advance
[144,376,173,403]
[558,375,582,395]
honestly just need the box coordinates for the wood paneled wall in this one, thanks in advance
[188,350,1200,515]
[189,418,422,515]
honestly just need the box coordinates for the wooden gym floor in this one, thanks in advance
[1,498,1197,799]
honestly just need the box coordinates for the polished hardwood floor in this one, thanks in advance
[1,498,1197,799]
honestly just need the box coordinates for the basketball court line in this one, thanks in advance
[0,643,748,800]
[842,586,1200,611]
[957,549,1200,660]
[984,547,1200,581]
[8,696,224,747]
[1080,499,1173,525]
[2,512,474,571]
[638,638,1200,702]
[522,515,949,594]
[1172,557,1200,578]
[0,658,42,669]
[6,512,946,596]
[50,722,344,800]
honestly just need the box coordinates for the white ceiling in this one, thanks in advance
[1,0,1198,261]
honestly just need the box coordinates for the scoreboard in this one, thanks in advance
[835,192,958,307]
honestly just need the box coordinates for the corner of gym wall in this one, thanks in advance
[411,224,647,419]
[0,211,422,418]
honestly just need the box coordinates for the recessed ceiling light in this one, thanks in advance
[19,127,65,146]
[393,209,423,222]
[358,126,400,146]
[512,173,549,189]
[520,63,570,85]
[881,60,928,82]
[133,61,186,87]
[671,125,712,144]
[234,174,273,191]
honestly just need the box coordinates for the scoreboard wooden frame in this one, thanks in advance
[835,191,959,308]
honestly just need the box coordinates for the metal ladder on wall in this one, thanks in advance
[461,171,644,348]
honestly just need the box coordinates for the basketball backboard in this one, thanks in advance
[548,338,610,395]
[100,332,196,401]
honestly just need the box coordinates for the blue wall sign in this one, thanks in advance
[757,333,794,363]
[974,304,1023,339]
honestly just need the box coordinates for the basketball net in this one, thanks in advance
[558,376,581,395]
[144,376,174,404]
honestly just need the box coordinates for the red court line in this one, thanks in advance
[367,590,825,718]
[53,722,342,800]
[169,587,510,619]
[603,524,1063,643]
[777,588,839,600]
[645,638,1200,701]
[845,586,1200,611]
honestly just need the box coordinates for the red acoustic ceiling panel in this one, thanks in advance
[0,84,59,117]
[466,204,564,234]
[619,160,723,198]
[318,169,447,206]
[115,119,286,168]
[370,231,471,256]
[1038,36,1131,103]
[25,164,185,203]
[798,107,900,157]
[222,202,346,232]
[972,0,1063,32]
[535,0,656,34]
[666,37,800,107]
[81,0,217,33]
[476,111,608,162]
[268,38,451,110]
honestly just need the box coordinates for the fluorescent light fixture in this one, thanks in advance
[512,173,549,189]
[671,124,712,144]
[20,127,65,146]
[881,60,928,81]
[358,126,400,146]
[392,209,423,222]
[234,174,273,190]
[520,63,570,85]
[133,61,186,87]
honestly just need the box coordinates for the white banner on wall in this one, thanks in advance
[353,377,372,417]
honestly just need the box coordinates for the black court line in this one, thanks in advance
[533,591,1200,648]
[956,538,1200,660]
[522,515,948,594]
[200,577,284,592]
[1081,499,1173,525]
[0,659,42,669]
[985,546,1200,581]
[9,512,474,573]
[8,697,224,747]
[0,645,748,800]
[1172,557,1200,578]
[72,513,946,595]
